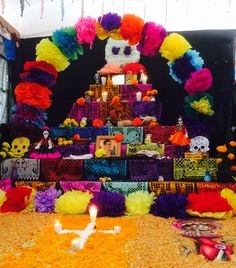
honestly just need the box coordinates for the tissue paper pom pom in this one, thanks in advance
[24,61,58,78]
[184,93,214,119]
[52,27,83,60]
[93,118,104,127]
[55,190,92,214]
[35,187,61,213]
[36,38,70,72]
[24,188,36,212]
[159,33,192,62]
[114,133,124,142]
[20,69,56,87]
[126,191,155,215]
[221,189,236,215]
[150,193,189,219]
[98,12,121,31]
[0,190,6,207]
[111,96,120,103]
[187,192,233,219]
[95,148,107,158]
[120,14,144,45]
[1,187,32,212]
[168,50,204,84]
[75,17,96,49]
[12,103,47,129]
[133,117,143,126]
[95,22,122,41]
[184,68,213,96]
[89,191,125,217]
[123,62,146,74]
[15,82,52,110]
[77,97,85,106]
[137,22,167,57]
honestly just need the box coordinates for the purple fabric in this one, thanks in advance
[54,144,89,157]
[68,101,100,121]
[165,145,178,158]
[185,118,213,139]
[120,84,152,102]
[133,101,162,121]
[129,158,173,181]
[60,181,101,193]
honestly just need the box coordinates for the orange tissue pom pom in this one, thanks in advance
[143,96,150,101]
[114,133,124,142]
[228,153,235,160]
[92,119,104,127]
[77,97,85,106]
[112,96,120,104]
[133,117,143,126]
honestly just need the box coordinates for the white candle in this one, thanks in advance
[54,220,62,233]
[101,77,107,85]
[136,91,142,101]
[141,75,148,84]
[102,91,108,102]
[89,206,98,223]
[71,238,80,250]
[151,96,155,102]
[114,226,121,233]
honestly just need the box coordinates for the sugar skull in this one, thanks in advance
[105,38,140,65]
[189,136,209,153]
[11,137,30,158]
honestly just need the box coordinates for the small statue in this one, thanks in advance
[169,116,190,147]
[144,133,152,144]
[105,117,112,126]
[94,71,100,84]
[80,117,87,128]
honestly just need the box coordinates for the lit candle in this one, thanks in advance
[54,220,62,233]
[141,75,148,84]
[71,238,80,250]
[89,206,97,223]
[114,226,121,233]
[101,76,107,85]
[102,91,108,102]
[136,91,142,101]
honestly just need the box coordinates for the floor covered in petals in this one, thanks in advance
[0,213,236,268]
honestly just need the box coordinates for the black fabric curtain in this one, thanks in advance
[11,30,235,147]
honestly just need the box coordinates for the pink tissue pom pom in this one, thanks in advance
[137,22,167,57]
[75,17,96,49]
[184,68,213,96]
[99,63,122,75]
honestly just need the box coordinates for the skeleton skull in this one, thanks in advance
[11,137,30,158]
[189,136,209,153]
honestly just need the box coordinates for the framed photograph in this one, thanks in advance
[112,74,125,85]
[96,136,121,157]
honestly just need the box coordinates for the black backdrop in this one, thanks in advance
[10,29,235,147]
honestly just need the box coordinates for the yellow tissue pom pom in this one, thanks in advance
[2,142,10,148]
[159,33,192,62]
[55,190,93,214]
[191,98,214,116]
[24,188,36,212]
[0,189,6,207]
[125,191,156,215]
[95,148,106,158]
[221,188,236,215]
[36,38,70,72]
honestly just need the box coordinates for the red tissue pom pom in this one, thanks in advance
[93,119,104,127]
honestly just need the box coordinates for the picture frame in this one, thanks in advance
[96,135,121,157]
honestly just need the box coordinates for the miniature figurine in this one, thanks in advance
[94,71,100,84]
[144,133,152,144]
[169,116,190,146]
[80,117,87,128]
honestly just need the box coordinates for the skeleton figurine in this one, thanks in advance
[189,136,210,153]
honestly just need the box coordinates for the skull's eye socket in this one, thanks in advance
[112,46,120,55]
[194,146,198,150]
[124,46,131,55]
[201,146,205,149]
[14,145,18,149]
[22,145,26,149]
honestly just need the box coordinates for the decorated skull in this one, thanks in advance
[189,136,209,153]
[11,137,30,158]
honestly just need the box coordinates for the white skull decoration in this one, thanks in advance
[189,136,209,153]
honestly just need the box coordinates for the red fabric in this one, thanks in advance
[15,82,52,109]
[1,187,32,212]
[24,61,58,79]
[187,192,232,213]
[41,159,83,181]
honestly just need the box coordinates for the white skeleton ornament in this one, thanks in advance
[189,136,209,153]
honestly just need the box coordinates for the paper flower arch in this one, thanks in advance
[13,13,214,127]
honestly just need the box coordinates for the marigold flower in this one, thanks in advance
[143,96,150,101]
[216,145,227,153]
[228,153,235,160]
